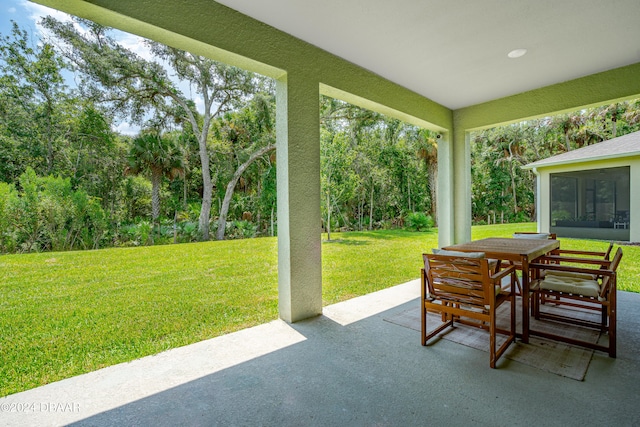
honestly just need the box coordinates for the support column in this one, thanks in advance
[452,127,472,244]
[437,132,455,248]
[276,73,322,323]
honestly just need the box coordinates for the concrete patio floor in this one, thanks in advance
[2,280,640,427]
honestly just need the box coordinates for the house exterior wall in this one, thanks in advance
[533,157,640,242]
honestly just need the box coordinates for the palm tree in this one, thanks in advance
[125,131,185,232]
[415,128,439,225]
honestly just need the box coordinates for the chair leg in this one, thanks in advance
[511,292,516,339]
[421,302,427,346]
[532,288,540,320]
[489,310,497,369]
[609,292,617,358]
[601,306,608,331]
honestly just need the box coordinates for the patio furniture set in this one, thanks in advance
[420,233,622,368]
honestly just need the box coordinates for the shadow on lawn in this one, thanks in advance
[354,230,436,240]
[322,239,368,246]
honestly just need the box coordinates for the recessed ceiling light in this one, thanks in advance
[507,48,528,59]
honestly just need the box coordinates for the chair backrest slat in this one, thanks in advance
[599,247,623,297]
[425,254,491,307]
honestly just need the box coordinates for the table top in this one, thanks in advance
[443,237,560,262]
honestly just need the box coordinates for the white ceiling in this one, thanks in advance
[216,0,640,110]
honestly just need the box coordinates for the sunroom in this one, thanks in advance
[524,130,640,242]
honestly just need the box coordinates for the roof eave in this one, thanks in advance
[522,151,640,170]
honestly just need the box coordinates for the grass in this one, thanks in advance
[1,223,638,396]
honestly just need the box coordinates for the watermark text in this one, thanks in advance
[0,402,81,413]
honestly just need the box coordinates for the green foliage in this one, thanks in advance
[126,131,185,223]
[471,100,640,224]
[3,18,640,253]
[405,212,434,231]
[118,220,153,246]
[122,175,152,220]
[0,181,18,252]
[0,168,108,253]
[229,220,258,239]
[320,97,438,233]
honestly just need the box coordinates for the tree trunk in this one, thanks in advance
[510,164,518,213]
[428,164,438,226]
[407,177,411,212]
[270,204,275,237]
[216,144,275,240]
[151,168,162,244]
[359,194,365,231]
[151,168,161,224]
[172,211,177,244]
[369,182,374,230]
[46,99,54,174]
[183,173,188,209]
[326,189,332,241]
[198,138,213,241]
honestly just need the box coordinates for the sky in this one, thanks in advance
[0,0,205,135]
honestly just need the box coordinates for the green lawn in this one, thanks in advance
[1,223,638,396]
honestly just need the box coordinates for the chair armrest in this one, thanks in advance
[537,255,612,267]
[529,262,615,278]
[490,264,516,282]
[555,249,606,257]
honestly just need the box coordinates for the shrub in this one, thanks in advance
[405,212,434,232]
[228,220,257,239]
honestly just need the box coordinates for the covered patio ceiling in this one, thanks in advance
[217,0,640,110]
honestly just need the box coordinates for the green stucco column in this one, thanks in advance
[437,132,455,248]
[452,126,472,244]
[276,73,322,323]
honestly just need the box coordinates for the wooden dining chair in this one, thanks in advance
[421,252,517,368]
[529,247,623,357]
[552,241,614,264]
[494,232,557,295]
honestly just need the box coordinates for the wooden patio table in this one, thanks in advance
[442,237,560,343]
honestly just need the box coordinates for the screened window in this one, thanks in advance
[550,166,630,229]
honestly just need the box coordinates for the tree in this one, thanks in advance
[409,127,438,224]
[210,93,276,240]
[42,17,258,240]
[125,131,184,230]
[0,21,69,178]
[321,128,358,240]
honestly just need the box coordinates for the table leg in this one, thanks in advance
[521,256,529,343]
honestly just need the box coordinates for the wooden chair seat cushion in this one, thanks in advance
[432,248,486,258]
[513,233,550,239]
[544,270,596,280]
[539,273,601,299]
